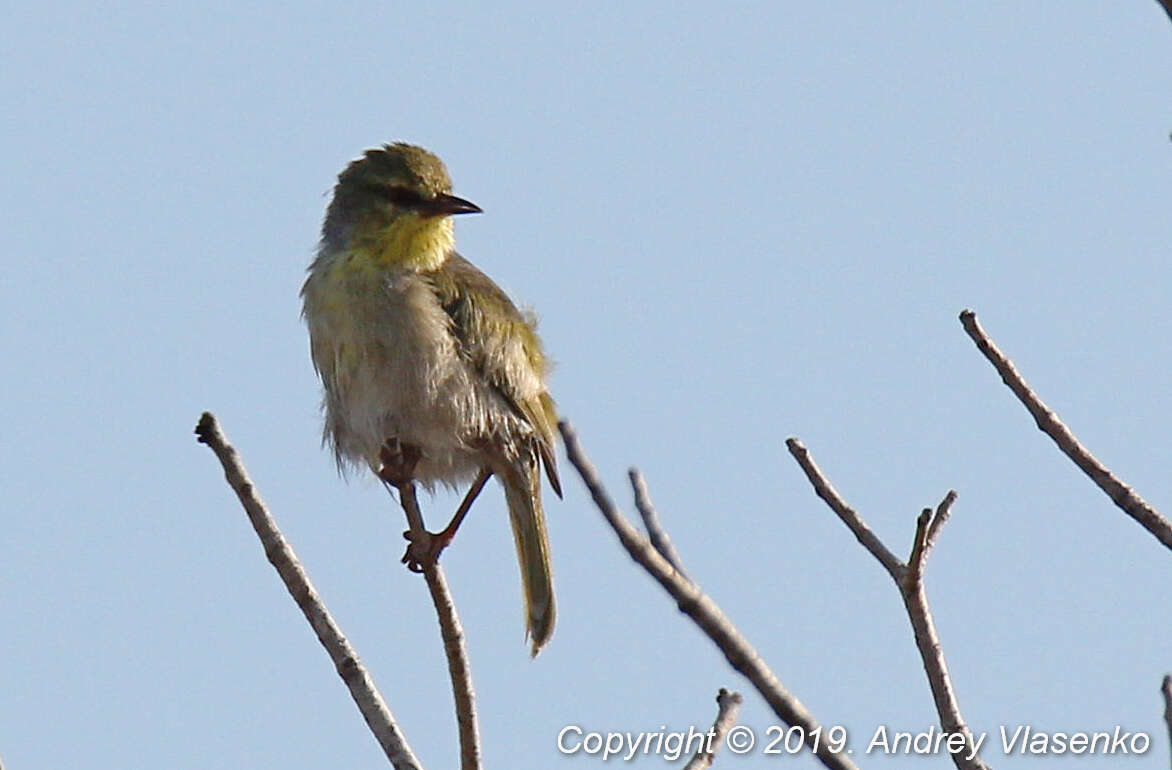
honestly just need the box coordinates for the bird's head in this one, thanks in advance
[321,142,481,269]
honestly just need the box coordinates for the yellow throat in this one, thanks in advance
[349,212,455,272]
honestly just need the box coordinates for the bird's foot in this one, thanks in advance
[400,527,454,573]
[377,439,421,486]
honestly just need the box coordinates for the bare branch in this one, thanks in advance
[785,439,903,578]
[392,480,427,538]
[906,509,933,585]
[925,491,958,556]
[786,439,988,770]
[396,483,481,770]
[629,468,690,580]
[907,491,958,585]
[1162,675,1172,768]
[899,582,989,770]
[683,688,743,770]
[194,412,423,770]
[560,422,859,770]
[960,310,1172,552]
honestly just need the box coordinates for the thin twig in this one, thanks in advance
[629,468,690,580]
[906,491,956,584]
[559,422,858,770]
[394,481,427,537]
[395,483,481,770]
[925,491,958,555]
[683,688,743,770]
[960,309,1172,552]
[1161,675,1172,769]
[194,412,423,770]
[787,438,988,770]
[786,439,903,578]
[906,509,933,585]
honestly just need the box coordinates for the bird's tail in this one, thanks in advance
[500,456,555,656]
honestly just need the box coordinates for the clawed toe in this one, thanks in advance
[378,439,421,486]
[400,527,453,573]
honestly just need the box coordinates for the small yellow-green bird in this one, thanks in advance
[301,142,561,655]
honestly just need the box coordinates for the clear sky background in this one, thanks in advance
[3,2,1171,768]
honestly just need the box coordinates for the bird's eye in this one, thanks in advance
[383,185,425,208]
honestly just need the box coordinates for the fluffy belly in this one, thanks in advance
[335,348,489,486]
[310,268,496,486]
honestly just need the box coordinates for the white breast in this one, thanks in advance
[303,261,498,486]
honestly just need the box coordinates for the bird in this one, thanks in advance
[300,142,561,655]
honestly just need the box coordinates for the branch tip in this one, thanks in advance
[628,467,689,579]
[683,688,745,770]
[786,438,903,578]
[960,310,1172,552]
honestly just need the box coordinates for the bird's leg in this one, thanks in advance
[377,439,436,573]
[436,468,494,549]
[398,468,493,573]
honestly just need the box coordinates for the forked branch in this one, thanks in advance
[786,439,988,770]
[559,421,859,770]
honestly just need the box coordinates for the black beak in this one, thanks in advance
[423,193,482,217]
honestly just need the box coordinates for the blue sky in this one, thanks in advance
[3,2,1171,768]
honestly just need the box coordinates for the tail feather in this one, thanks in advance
[500,456,555,656]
